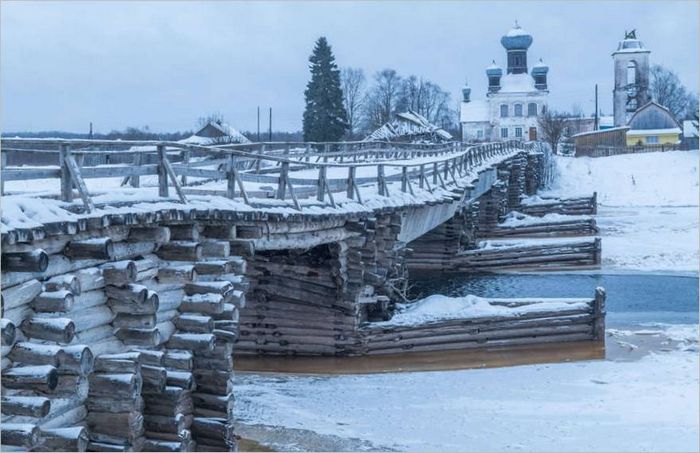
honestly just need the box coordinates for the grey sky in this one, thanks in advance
[1,0,698,133]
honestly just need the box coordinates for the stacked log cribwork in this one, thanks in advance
[475,181,509,231]
[504,154,527,209]
[2,217,242,452]
[525,152,544,195]
[519,193,598,217]
[237,213,407,356]
[454,238,602,272]
[478,214,598,238]
[405,205,479,271]
[359,288,607,355]
[87,353,144,451]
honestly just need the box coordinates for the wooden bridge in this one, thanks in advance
[0,137,603,452]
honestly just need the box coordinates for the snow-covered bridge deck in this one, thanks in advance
[0,138,529,245]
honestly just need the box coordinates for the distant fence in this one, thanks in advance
[573,143,690,158]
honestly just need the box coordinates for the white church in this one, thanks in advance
[460,23,549,142]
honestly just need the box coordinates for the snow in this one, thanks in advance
[627,128,682,136]
[460,100,490,123]
[498,73,536,93]
[372,294,590,327]
[235,331,699,452]
[499,211,591,227]
[542,151,699,272]
[682,120,699,138]
[504,25,530,37]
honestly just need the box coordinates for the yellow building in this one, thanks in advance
[624,101,682,146]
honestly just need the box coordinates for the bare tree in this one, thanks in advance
[649,64,697,120]
[340,67,366,138]
[538,110,568,154]
[197,112,226,128]
[364,69,402,130]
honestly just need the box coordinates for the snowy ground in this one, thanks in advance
[541,150,699,273]
[235,325,698,452]
[234,151,699,452]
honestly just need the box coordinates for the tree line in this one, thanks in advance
[302,37,457,142]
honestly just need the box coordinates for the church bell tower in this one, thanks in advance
[612,30,651,127]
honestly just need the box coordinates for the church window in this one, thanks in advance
[515,127,523,138]
[500,127,508,138]
[500,104,509,118]
[514,104,523,117]
[528,103,537,116]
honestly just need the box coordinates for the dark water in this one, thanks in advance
[409,272,699,326]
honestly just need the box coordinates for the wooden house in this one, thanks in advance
[624,101,681,146]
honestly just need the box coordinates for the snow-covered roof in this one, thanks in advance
[460,100,490,123]
[571,126,629,138]
[626,128,682,136]
[365,110,453,142]
[499,73,536,93]
[599,116,615,127]
[188,121,251,144]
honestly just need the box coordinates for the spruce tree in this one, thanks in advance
[303,37,349,142]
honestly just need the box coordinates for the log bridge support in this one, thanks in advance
[0,147,604,451]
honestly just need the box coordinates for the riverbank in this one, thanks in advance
[233,323,698,452]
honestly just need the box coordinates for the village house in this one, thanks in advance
[460,22,549,143]
[365,110,453,143]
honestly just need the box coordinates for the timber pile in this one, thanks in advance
[359,288,606,354]
[525,153,544,195]
[519,193,598,217]
[405,204,479,271]
[455,238,602,272]
[236,213,407,356]
[1,221,242,451]
[475,181,509,231]
[478,214,598,238]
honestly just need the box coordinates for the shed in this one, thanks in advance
[572,127,629,157]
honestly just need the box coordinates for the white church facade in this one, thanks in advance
[460,23,549,142]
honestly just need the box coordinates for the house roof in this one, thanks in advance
[571,126,629,139]
[460,100,490,123]
[626,128,682,136]
[365,110,453,142]
[627,101,681,131]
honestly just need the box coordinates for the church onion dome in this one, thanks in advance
[486,60,502,76]
[500,22,533,50]
[461,80,471,101]
[531,58,549,74]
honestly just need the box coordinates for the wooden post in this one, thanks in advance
[419,164,425,189]
[432,162,438,185]
[317,166,326,202]
[377,164,387,196]
[347,166,356,199]
[227,154,236,199]
[131,152,142,188]
[181,149,190,185]
[1,151,6,195]
[401,167,408,193]
[277,161,289,200]
[593,287,606,340]
[59,144,73,202]
[157,144,168,198]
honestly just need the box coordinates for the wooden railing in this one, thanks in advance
[1,138,529,213]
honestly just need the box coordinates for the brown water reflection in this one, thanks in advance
[234,341,605,375]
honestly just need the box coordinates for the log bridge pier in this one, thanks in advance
[1,138,603,451]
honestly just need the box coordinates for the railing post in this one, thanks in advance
[347,166,356,200]
[131,152,142,188]
[401,167,408,193]
[593,286,606,340]
[305,144,311,162]
[1,151,6,195]
[377,164,387,196]
[157,144,168,198]
[59,144,73,202]
[324,144,329,163]
[256,145,265,173]
[227,154,236,198]
[181,149,190,185]
[277,161,289,200]
[317,166,326,202]
[419,164,425,189]
[433,162,438,185]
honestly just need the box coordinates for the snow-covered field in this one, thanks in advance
[542,150,699,273]
[234,151,699,452]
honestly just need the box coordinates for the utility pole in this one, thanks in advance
[257,106,260,142]
[594,84,599,131]
[89,122,93,139]
[268,107,272,142]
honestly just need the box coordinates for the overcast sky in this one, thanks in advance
[1,1,698,133]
